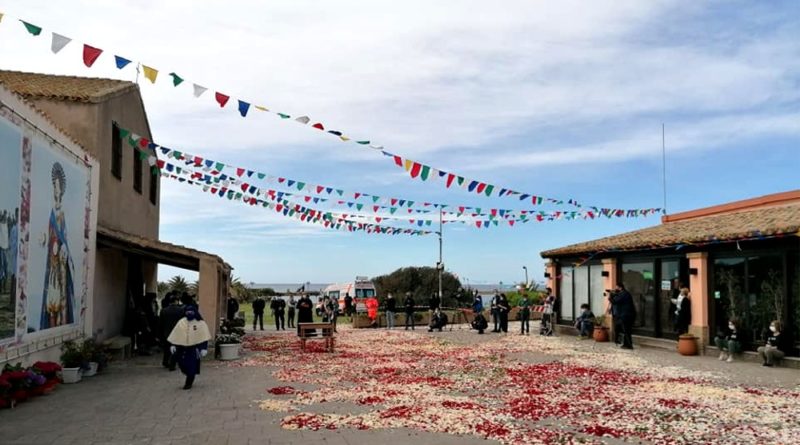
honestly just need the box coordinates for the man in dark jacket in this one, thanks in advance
[490,292,502,333]
[497,294,511,333]
[252,296,266,331]
[159,295,185,370]
[271,297,286,331]
[226,296,239,321]
[429,293,441,312]
[610,283,636,349]
[404,292,416,330]
[344,293,354,319]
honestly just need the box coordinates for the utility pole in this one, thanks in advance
[662,123,667,215]
[523,266,528,288]
[437,208,443,300]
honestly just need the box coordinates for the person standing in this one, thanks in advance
[671,287,691,335]
[429,293,441,313]
[490,292,501,333]
[385,293,397,329]
[168,304,210,390]
[252,295,266,331]
[296,294,314,336]
[226,295,239,321]
[287,296,296,328]
[497,294,510,334]
[609,283,636,349]
[518,293,531,335]
[404,292,416,330]
[271,297,286,331]
[344,293,354,320]
[327,295,339,332]
[159,295,185,370]
[366,296,379,328]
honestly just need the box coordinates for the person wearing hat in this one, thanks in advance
[168,304,210,390]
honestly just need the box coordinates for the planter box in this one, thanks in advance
[61,367,82,384]
[218,343,240,361]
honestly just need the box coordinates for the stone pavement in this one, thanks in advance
[1,323,798,445]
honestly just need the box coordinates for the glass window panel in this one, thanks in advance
[590,265,606,315]
[747,254,784,342]
[660,260,681,336]
[574,266,589,313]
[622,261,656,333]
[559,266,574,321]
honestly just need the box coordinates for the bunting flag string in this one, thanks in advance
[120,127,662,221]
[160,170,432,236]
[3,11,662,211]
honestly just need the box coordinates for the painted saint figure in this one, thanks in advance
[39,162,74,329]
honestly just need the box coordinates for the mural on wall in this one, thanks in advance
[0,117,22,341]
[0,103,92,346]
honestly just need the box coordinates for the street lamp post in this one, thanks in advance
[523,266,528,289]
[437,208,443,300]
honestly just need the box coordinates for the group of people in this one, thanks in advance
[468,289,557,336]
[0,208,19,310]
[240,294,320,335]
[159,291,210,390]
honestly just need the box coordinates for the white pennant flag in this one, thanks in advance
[51,33,72,54]
[192,84,208,97]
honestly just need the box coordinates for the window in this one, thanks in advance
[622,261,656,334]
[149,163,158,204]
[574,266,589,315]
[111,123,122,180]
[590,265,606,315]
[559,266,574,321]
[133,145,142,193]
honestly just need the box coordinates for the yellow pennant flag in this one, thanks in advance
[404,159,413,171]
[142,65,158,84]
[0,13,4,23]
[340,136,350,142]
[254,105,269,112]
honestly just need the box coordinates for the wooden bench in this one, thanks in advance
[298,322,335,352]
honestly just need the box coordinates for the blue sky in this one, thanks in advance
[1,1,798,286]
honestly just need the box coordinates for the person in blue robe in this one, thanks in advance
[169,304,209,390]
[40,163,75,330]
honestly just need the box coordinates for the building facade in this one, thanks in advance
[0,71,232,366]
[541,191,800,358]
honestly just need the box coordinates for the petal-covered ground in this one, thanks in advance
[238,328,800,445]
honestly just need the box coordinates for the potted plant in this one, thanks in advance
[593,315,610,342]
[216,333,242,360]
[31,362,61,394]
[60,340,85,383]
[677,333,698,356]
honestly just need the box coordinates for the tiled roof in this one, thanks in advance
[541,201,800,257]
[0,70,137,103]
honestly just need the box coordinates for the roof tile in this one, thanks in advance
[0,70,137,103]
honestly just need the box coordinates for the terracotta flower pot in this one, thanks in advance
[593,326,609,342]
[678,335,698,356]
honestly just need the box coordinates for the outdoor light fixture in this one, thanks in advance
[601,271,610,277]
[689,268,698,275]
[544,272,551,278]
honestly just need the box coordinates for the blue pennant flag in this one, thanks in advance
[114,55,132,69]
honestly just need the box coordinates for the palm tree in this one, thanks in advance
[157,281,170,297]
[188,280,199,295]
[230,276,251,302]
[168,275,189,294]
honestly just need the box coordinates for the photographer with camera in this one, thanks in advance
[608,283,636,349]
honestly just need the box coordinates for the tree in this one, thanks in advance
[188,280,199,295]
[230,276,253,303]
[167,275,189,295]
[372,267,462,307]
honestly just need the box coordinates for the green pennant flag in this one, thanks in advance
[176,167,182,174]
[169,73,184,86]
[173,150,183,159]
[21,21,42,36]
[426,220,432,226]
[235,192,243,200]
[336,190,344,196]
[484,185,495,196]
[520,214,528,220]
[372,196,380,203]
[296,182,305,191]
[278,113,291,119]
[257,173,266,180]
[137,150,148,161]
[289,209,296,216]
[407,201,414,207]
[215,162,224,171]
[420,165,430,181]
[475,208,481,214]
[457,176,465,186]
[493,220,499,226]
[356,204,364,211]
[151,166,159,176]
[119,128,130,140]
[390,207,397,214]
[356,140,370,145]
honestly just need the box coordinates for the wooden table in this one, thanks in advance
[298,322,335,352]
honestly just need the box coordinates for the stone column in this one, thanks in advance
[545,260,558,294]
[198,256,221,337]
[601,258,617,329]
[687,252,710,353]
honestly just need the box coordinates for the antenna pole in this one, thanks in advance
[662,123,667,215]
[438,208,443,300]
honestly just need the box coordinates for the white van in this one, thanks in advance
[322,278,376,313]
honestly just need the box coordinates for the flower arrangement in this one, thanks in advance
[215,333,242,345]
[220,319,246,337]
[60,340,87,369]
[81,338,110,371]
[0,361,61,408]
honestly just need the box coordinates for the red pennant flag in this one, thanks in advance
[373,206,379,212]
[304,196,311,202]
[476,221,482,228]
[391,198,398,206]
[215,92,230,107]
[138,138,149,148]
[393,155,403,167]
[508,220,515,227]
[276,204,283,212]
[240,183,249,192]
[459,206,465,213]
[210,187,218,194]
[409,162,422,178]
[82,44,103,67]
[446,173,456,188]
[476,183,487,194]
[316,185,324,193]
[355,193,361,199]
[491,209,498,217]
[236,168,245,177]
[312,123,325,130]
[156,160,165,168]
[278,177,286,183]
[375,217,382,223]
[194,156,202,166]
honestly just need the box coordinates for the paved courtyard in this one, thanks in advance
[2,323,799,445]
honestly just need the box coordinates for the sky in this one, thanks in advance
[0,1,798,286]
